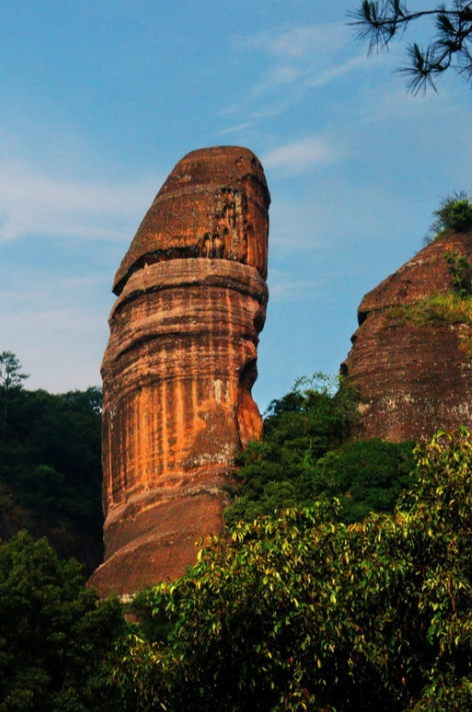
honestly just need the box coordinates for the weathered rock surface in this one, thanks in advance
[89,147,270,597]
[341,231,472,442]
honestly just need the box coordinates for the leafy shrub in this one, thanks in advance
[426,191,472,243]
[444,249,472,299]
[304,437,415,522]
[263,373,357,453]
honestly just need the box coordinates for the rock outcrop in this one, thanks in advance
[89,147,270,597]
[341,231,471,442]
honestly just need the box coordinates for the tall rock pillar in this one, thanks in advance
[90,146,270,596]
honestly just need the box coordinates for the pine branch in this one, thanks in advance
[348,1,472,92]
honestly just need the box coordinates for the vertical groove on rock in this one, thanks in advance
[89,147,270,597]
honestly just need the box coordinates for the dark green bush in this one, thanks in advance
[0,383,104,569]
[0,532,126,712]
[224,375,414,528]
[426,191,472,242]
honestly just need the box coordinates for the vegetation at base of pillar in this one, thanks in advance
[114,427,471,712]
[224,373,415,528]
[0,532,126,712]
[348,1,472,93]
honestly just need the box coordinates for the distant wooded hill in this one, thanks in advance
[0,363,103,573]
[0,363,417,574]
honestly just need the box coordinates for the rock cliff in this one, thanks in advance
[89,147,270,597]
[341,231,472,442]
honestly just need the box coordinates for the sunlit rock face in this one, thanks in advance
[341,231,472,443]
[89,147,270,596]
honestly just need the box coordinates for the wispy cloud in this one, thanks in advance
[307,54,370,87]
[267,273,322,303]
[0,158,159,243]
[224,21,373,125]
[234,22,348,59]
[0,275,109,391]
[263,136,345,175]
[217,121,256,136]
[231,21,368,92]
[262,65,304,87]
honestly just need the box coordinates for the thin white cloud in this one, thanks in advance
[307,54,371,87]
[263,65,304,86]
[0,270,110,391]
[267,274,321,302]
[217,121,256,136]
[0,158,159,243]
[1,306,106,392]
[225,20,374,120]
[234,22,348,59]
[263,136,343,175]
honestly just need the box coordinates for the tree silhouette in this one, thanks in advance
[0,351,28,448]
[349,1,472,93]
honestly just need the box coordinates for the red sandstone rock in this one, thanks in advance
[113,146,269,294]
[89,147,270,597]
[342,231,472,442]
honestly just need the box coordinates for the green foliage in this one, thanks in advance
[225,437,415,528]
[384,291,472,327]
[224,375,413,528]
[0,351,28,391]
[0,371,104,570]
[304,438,415,523]
[260,374,357,458]
[113,428,471,712]
[349,2,472,93]
[383,195,472,327]
[426,191,472,241]
[444,249,472,298]
[0,532,126,712]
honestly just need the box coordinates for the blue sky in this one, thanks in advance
[0,0,471,411]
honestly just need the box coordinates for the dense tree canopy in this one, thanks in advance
[0,356,103,570]
[349,1,472,92]
[0,532,126,712]
[114,428,471,711]
[225,375,414,527]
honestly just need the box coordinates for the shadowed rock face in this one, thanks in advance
[341,231,472,442]
[89,147,270,597]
